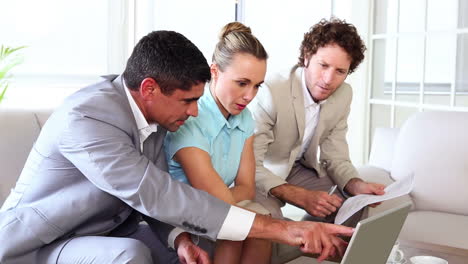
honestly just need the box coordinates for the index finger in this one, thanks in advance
[324,223,355,237]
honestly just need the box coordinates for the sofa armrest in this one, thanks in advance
[358,165,393,185]
[368,127,400,172]
[357,165,413,217]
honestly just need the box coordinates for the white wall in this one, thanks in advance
[244,0,332,76]
[333,0,372,166]
[0,0,370,167]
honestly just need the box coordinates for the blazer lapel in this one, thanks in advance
[291,67,305,143]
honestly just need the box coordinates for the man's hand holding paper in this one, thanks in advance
[334,173,415,224]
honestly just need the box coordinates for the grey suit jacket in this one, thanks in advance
[249,66,359,197]
[0,75,230,263]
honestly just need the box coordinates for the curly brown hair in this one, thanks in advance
[298,18,366,74]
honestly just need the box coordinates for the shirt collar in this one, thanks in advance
[202,84,246,133]
[123,79,158,134]
[301,69,326,108]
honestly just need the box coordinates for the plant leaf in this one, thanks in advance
[0,83,8,103]
[0,62,21,80]
[0,45,26,104]
[0,45,26,61]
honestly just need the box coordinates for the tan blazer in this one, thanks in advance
[249,66,359,196]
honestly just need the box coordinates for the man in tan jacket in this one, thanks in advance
[249,18,385,222]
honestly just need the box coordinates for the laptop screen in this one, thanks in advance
[339,202,412,264]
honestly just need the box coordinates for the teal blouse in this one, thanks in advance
[164,86,254,186]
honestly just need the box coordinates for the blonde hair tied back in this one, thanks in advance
[219,22,252,40]
[212,22,268,71]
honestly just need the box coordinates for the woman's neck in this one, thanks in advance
[209,82,230,119]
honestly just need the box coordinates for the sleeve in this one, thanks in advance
[58,113,230,241]
[165,117,211,160]
[142,215,180,249]
[319,86,360,192]
[165,205,256,249]
[248,85,288,196]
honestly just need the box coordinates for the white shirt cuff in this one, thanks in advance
[168,227,186,249]
[168,228,201,250]
[217,205,255,241]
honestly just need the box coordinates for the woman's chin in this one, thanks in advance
[229,109,242,116]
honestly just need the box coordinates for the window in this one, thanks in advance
[0,0,131,108]
[368,0,468,155]
[1,1,109,79]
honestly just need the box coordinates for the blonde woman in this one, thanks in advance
[165,22,270,263]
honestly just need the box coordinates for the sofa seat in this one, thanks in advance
[401,211,468,249]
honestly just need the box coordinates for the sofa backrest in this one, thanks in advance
[0,108,52,205]
[391,111,468,215]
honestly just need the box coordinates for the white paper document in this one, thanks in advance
[334,173,414,224]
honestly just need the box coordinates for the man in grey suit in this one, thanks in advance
[250,18,385,223]
[0,30,354,264]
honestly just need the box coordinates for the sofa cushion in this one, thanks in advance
[399,211,468,250]
[0,109,52,205]
[391,111,468,215]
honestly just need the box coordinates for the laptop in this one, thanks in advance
[321,201,412,264]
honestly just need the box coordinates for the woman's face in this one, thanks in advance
[210,53,267,118]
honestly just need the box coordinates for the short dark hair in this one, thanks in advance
[298,18,366,74]
[123,30,211,95]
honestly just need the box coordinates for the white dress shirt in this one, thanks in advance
[296,70,326,160]
[123,82,158,148]
[123,80,255,248]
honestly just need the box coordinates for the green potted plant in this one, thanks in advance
[0,45,26,104]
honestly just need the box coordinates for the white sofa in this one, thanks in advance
[0,108,52,205]
[358,111,468,250]
[3,108,467,260]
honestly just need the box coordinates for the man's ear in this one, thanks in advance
[304,55,311,68]
[140,78,160,100]
[210,64,219,81]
